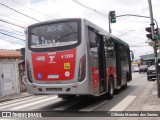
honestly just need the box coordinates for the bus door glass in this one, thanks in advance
[105,38,115,88]
[88,26,106,94]
[115,43,121,86]
[97,34,106,93]
[88,26,99,94]
[115,44,128,86]
[119,46,129,83]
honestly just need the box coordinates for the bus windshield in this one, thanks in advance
[30,22,78,48]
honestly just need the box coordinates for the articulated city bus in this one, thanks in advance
[25,18,133,99]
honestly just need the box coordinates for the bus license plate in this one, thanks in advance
[46,88,62,91]
[48,74,59,78]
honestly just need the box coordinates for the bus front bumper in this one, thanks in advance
[26,82,78,95]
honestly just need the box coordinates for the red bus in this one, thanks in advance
[25,18,133,99]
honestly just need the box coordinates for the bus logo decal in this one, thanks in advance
[64,63,70,69]
[65,71,70,77]
[49,55,56,63]
[38,73,42,78]
[36,56,45,61]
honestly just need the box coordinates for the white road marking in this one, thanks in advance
[31,99,61,110]
[110,95,136,111]
[0,96,47,109]
[0,96,36,106]
[11,96,58,110]
[79,100,108,111]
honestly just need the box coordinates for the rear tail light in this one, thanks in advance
[78,55,86,82]
[26,60,33,83]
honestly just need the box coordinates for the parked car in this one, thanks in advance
[139,65,148,73]
[147,65,156,80]
[132,66,139,72]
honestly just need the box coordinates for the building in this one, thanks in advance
[17,48,27,92]
[140,52,160,66]
[0,49,21,96]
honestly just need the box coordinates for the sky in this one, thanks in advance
[0,0,160,59]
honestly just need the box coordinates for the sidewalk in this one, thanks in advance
[0,92,32,103]
[140,80,160,111]
[118,80,160,120]
[126,80,160,111]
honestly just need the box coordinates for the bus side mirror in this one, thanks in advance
[130,51,134,61]
[24,30,27,35]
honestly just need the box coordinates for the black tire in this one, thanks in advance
[106,77,114,99]
[147,76,150,81]
[122,79,127,89]
[122,82,127,89]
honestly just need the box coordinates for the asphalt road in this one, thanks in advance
[0,72,149,119]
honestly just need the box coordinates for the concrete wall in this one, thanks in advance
[0,58,20,96]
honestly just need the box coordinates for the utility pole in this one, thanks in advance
[148,0,160,98]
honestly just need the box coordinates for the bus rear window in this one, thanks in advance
[30,22,78,48]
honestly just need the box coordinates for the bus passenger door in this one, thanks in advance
[97,34,106,94]
[115,43,121,87]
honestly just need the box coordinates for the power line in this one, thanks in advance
[125,34,146,40]
[114,30,146,40]
[116,14,158,28]
[12,0,55,20]
[72,0,107,18]
[0,13,28,25]
[117,17,150,24]
[0,24,24,34]
[0,2,41,22]
[72,0,158,31]
[0,31,25,41]
[0,37,24,45]
[0,29,24,36]
[0,18,26,29]
[72,0,156,31]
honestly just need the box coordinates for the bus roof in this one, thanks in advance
[28,18,82,28]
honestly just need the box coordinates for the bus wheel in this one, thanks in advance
[122,80,127,89]
[107,77,114,99]
[58,94,76,99]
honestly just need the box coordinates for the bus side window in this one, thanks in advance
[104,38,114,59]
[88,26,97,48]
[119,45,128,65]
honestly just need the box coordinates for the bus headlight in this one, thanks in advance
[78,55,86,82]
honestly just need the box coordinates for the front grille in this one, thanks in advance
[46,88,62,91]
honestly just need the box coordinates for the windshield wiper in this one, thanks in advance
[55,32,78,42]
